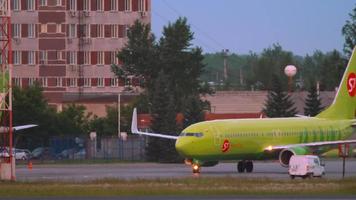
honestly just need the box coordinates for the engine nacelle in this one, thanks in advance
[279,147,310,167]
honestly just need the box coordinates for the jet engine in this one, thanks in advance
[279,147,310,167]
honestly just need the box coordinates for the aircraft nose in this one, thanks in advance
[175,137,191,157]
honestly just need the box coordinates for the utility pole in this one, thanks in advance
[222,49,229,81]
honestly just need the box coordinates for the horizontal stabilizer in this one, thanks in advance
[131,108,178,140]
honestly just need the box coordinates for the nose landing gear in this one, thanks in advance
[237,160,253,173]
[192,163,201,174]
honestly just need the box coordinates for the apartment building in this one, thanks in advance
[10,0,150,113]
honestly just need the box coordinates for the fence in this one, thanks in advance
[48,135,146,161]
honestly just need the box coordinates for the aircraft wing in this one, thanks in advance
[265,139,356,151]
[13,124,38,131]
[131,108,178,140]
[0,124,37,133]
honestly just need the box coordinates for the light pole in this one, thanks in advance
[118,92,121,139]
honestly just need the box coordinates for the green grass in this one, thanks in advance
[0,177,356,197]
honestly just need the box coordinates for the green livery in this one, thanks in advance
[132,47,356,173]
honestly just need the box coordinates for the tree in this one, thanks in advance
[12,84,58,149]
[158,17,208,111]
[146,71,180,162]
[57,104,92,136]
[183,95,205,129]
[263,75,297,117]
[304,84,324,117]
[254,44,295,90]
[112,20,158,89]
[342,5,356,56]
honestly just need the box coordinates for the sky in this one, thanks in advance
[151,0,356,56]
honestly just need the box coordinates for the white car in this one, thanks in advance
[288,155,325,179]
[0,148,30,160]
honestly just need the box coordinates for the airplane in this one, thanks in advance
[131,47,356,174]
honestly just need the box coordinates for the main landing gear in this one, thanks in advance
[237,160,253,173]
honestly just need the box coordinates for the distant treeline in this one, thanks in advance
[202,44,347,91]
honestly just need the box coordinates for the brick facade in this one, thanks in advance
[11,0,150,110]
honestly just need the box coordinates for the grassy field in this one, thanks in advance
[0,177,355,197]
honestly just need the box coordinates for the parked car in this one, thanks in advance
[0,148,31,160]
[31,147,54,160]
[73,149,86,159]
[56,148,76,160]
[289,155,325,179]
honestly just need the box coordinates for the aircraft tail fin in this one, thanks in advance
[317,47,356,119]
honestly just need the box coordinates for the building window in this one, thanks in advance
[28,51,35,65]
[56,24,62,33]
[97,52,104,65]
[56,0,62,6]
[40,24,47,33]
[13,0,21,10]
[124,0,131,11]
[97,24,104,38]
[27,0,35,11]
[39,0,47,6]
[97,0,103,11]
[13,24,21,38]
[83,0,90,11]
[84,78,91,87]
[29,78,36,86]
[39,51,48,64]
[69,78,77,87]
[124,25,129,37]
[138,0,145,11]
[69,0,76,10]
[55,77,62,87]
[97,78,104,87]
[69,52,77,65]
[111,25,119,38]
[56,51,63,60]
[13,51,21,65]
[41,77,48,87]
[14,78,21,87]
[28,24,35,38]
[84,52,90,64]
[110,0,118,11]
[79,24,90,38]
[69,24,76,38]
[111,51,119,64]
[110,78,118,87]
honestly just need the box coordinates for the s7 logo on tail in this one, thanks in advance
[347,72,356,97]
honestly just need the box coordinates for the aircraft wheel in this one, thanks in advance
[246,161,253,173]
[192,164,201,174]
[237,161,245,173]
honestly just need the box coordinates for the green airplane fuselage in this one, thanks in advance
[176,117,353,161]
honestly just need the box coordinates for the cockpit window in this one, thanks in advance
[179,132,203,137]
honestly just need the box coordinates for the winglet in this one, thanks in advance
[131,108,139,134]
[130,108,178,140]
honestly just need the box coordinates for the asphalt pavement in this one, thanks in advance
[15,159,356,181]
